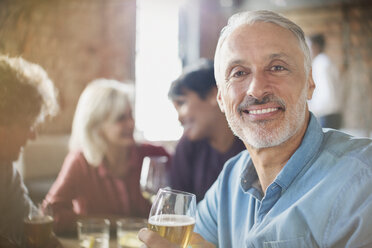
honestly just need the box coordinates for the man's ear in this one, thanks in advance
[216,88,225,113]
[307,69,315,100]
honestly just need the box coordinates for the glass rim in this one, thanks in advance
[158,188,196,197]
[116,217,147,225]
[23,215,54,223]
[144,155,168,161]
[77,218,110,226]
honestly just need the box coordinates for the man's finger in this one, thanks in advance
[138,228,178,248]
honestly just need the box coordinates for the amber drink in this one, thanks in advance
[24,215,54,248]
[148,214,195,248]
[148,188,196,248]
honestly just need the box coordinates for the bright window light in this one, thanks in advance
[135,0,184,141]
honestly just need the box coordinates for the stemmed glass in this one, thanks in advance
[140,156,170,203]
[148,188,197,248]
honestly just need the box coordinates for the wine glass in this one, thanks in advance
[148,188,196,248]
[140,156,170,203]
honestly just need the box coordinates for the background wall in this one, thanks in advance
[0,0,136,134]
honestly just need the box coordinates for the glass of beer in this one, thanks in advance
[148,188,196,248]
[140,156,170,203]
[23,204,54,248]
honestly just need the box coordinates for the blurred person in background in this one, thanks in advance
[0,55,59,247]
[43,79,170,234]
[168,59,245,202]
[308,33,342,129]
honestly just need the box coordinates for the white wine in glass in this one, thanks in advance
[140,156,170,203]
[148,188,196,248]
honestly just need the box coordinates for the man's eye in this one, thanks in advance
[175,100,185,106]
[270,65,286,71]
[233,71,247,77]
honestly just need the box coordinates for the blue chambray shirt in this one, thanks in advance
[195,114,372,248]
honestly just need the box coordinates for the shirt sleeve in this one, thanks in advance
[0,164,35,246]
[324,166,372,247]
[194,174,220,246]
[170,136,195,193]
[43,151,81,234]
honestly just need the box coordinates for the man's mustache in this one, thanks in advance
[237,95,286,114]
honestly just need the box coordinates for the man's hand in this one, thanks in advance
[138,228,215,248]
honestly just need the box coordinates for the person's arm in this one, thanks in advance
[0,165,35,246]
[43,152,82,234]
[138,229,215,248]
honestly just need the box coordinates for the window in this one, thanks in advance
[135,0,186,141]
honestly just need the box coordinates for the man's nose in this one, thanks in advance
[178,112,184,125]
[246,72,271,100]
[177,105,187,123]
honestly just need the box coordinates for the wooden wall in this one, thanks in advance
[0,0,136,134]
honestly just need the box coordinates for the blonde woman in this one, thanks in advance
[44,79,169,234]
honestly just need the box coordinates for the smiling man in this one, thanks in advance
[168,59,245,202]
[139,10,372,248]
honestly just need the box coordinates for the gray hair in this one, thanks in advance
[69,79,134,166]
[0,55,59,126]
[214,10,311,83]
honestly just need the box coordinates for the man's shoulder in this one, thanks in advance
[322,129,372,166]
[219,150,250,178]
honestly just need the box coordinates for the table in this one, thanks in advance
[59,236,117,248]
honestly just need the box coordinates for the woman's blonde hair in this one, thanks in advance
[69,79,134,166]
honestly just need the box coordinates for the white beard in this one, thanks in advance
[226,86,308,149]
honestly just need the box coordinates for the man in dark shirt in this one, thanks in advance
[168,59,245,202]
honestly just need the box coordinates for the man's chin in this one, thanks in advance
[184,131,201,141]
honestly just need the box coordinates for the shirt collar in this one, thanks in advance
[241,113,324,193]
[275,113,324,191]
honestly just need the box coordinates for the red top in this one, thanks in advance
[43,143,169,234]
